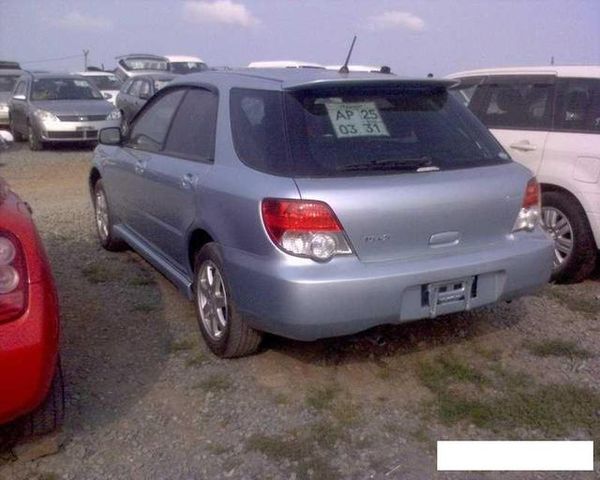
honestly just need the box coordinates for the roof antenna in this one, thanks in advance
[338,36,357,74]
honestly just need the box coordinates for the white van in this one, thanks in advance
[448,66,600,282]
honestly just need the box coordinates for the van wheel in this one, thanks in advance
[28,124,44,151]
[21,359,65,438]
[9,119,25,142]
[542,191,597,283]
[93,179,127,251]
[193,243,263,358]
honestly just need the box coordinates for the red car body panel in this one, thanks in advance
[0,177,59,424]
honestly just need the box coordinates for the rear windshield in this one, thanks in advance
[169,62,208,74]
[230,86,510,177]
[31,78,104,101]
[0,75,19,92]
[86,74,122,90]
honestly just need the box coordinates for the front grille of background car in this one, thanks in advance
[46,131,98,139]
[56,115,107,122]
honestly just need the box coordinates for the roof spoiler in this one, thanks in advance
[0,61,21,70]
[284,78,458,92]
[115,54,168,61]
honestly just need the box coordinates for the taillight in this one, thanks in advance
[0,232,27,322]
[512,178,541,233]
[261,199,352,262]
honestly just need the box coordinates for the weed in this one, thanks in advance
[129,274,155,286]
[544,286,599,317]
[525,339,594,359]
[305,384,339,411]
[82,263,113,284]
[186,351,207,367]
[168,339,196,353]
[197,374,231,393]
[418,355,487,393]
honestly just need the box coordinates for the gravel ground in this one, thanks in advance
[0,143,599,480]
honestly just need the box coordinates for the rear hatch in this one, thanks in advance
[294,163,528,263]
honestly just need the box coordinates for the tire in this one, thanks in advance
[93,179,127,251]
[542,191,598,283]
[28,124,44,151]
[193,243,263,358]
[20,359,65,438]
[9,118,25,142]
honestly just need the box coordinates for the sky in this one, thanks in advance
[0,0,599,76]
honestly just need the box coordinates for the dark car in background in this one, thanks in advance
[116,73,178,125]
[0,62,23,128]
[8,72,121,150]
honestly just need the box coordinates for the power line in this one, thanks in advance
[20,54,83,65]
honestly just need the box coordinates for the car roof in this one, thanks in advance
[167,55,204,63]
[248,61,325,69]
[135,73,178,81]
[447,65,600,79]
[25,72,88,79]
[169,68,453,91]
[0,69,23,76]
[325,65,385,73]
[77,71,118,77]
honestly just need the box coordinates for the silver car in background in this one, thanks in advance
[8,72,121,150]
[0,64,23,128]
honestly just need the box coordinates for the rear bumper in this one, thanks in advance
[35,118,120,142]
[224,232,554,341]
[0,280,59,424]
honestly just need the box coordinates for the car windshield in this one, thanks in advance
[0,75,19,93]
[121,58,168,71]
[85,75,122,90]
[31,78,104,101]
[230,86,510,177]
[169,62,208,74]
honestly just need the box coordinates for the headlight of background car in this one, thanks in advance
[34,109,59,122]
[106,109,121,121]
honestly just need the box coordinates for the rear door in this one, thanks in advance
[140,87,218,269]
[475,75,555,175]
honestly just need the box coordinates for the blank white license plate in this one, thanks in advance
[426,277,474,318]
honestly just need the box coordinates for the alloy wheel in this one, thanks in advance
[95,190,109,242]
[542,206,574,268]
[197,261,228,340]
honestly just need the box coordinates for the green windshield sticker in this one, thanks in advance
[325,101,389,138]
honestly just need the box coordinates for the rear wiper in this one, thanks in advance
[339,157,438,172]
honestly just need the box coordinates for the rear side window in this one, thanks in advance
[449,76,485,108]
[230,86,508,177]
[477,76,554,130]
[554,78,600,133]
[164,88,218,161]
[128,80,142,96]
[14,81,26,96]
[127,89,185,152]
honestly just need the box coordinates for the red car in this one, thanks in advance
[0,176,62,437]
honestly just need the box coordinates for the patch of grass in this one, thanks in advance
[186,351,207,367]
[544,286,599,317]
[129,274,155,286]
[81,263,113,284]
[331,400,362,427]
[168,338,196,353]
[418,355,487,393]
[305,384,339,411]
[207,442,229,455]
[246,426,341,480]
[272,392,289,405]
[375,363,392,380]
[38,474,60,480]
[197,374,232,393]
[525,339,594,359]
[131,302,158,313]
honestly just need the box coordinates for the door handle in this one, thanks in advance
[134,159,148,174]
[180,173,196,189]
[509,141,537,152]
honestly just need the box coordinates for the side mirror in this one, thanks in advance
[12,94,26,101]
[98,127,122,146]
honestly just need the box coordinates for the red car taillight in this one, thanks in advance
[512,177,541,233]
[0,232,28,322]
[261,199,352,262]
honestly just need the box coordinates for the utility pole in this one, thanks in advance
[83,49,89,70]
[550,56,555,66]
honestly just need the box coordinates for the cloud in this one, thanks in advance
[367,11,425,32]
[183,0,260,27]
[52,12,113,31]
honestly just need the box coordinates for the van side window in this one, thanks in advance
[127,89,185,152]
[478,76,554,130]
[554,78,600,133]
[164,88,218,161]
[14,81,26,96]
